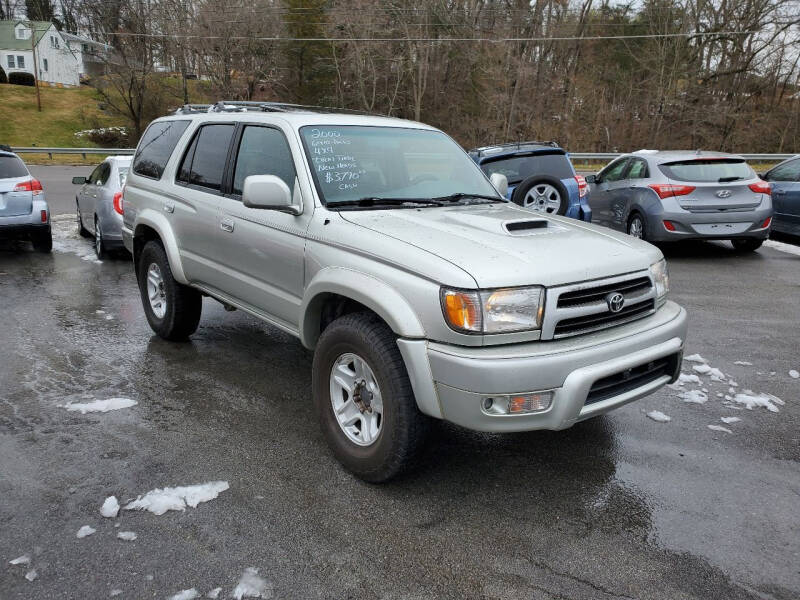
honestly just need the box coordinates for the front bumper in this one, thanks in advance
[398,301,687,432]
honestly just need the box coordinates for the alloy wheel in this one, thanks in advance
[329,352,384,446]
[146,263,167,319]
[523,184,562,213]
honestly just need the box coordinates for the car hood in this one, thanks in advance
[338,203,661,288]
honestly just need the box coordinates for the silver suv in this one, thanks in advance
[0,149,51,252]
[122,102,687,481]
[586,150,773,251]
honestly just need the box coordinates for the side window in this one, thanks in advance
[97,163,111,185]
[88,164,104,185]
[133,120,190,180]
[766,159,800,182]
[628,159,648,180]
[176,124,235,192]
[232,126,297,197]
[600,158,629,183]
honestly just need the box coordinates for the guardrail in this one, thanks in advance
[11,147,136,159]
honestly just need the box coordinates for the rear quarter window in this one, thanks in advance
[479,152,574,183]
[659,159,754,182]
[132,120,191,180]
[0,155,29,179]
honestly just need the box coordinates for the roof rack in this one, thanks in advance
[173,100,372,116]
[470,140,561,157]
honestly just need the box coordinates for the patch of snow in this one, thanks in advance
[77,525,96,538]
[678,389,708,404]
[9,555,30,566]
[105,314,114,321]
[63,398,137,414]
[692,364,712,375]
[708,367,726,381]
[124,481,229,515]
[145,575,154,581]
[110,590,122,597]
[206,588,222,599]
[51,219,102,264]
[25,569,38,582]
[647,410,671,423]
[731,391,782,412]
[117,531,137,541]
[167,589,200,600]
[790,369,799,379]
[765,239,800,257]
[734,361,753,366]
[708,425,733,434]
[721,417,741,424]
[101,496,120,518]
[716,393,724,398]
[770,371,776,376]
[232,568,271,599]
[728,381,738,388]
[684,354,707,363]
[668,372,702,389]
[701,387,708,393]
[95,310,105,314]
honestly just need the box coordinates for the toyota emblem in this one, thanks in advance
[606,292,625,313]
[716,190,732,198]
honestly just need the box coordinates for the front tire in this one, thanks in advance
[731,238,763,252]
[627,213,646,240]
[137,240,202,341]
[312,312,429,482]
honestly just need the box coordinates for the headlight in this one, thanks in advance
[650,259,669,306]
[441,286,544,334]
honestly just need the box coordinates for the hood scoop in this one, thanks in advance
[504,219,549,234]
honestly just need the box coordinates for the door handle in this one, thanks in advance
[163,202,175,213]
[220,218,234,233]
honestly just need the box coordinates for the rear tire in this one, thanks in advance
[32,228,52,253]
[137,240,202,341]
[731,238,763,253]
[627,213,646,240]
[312,312,429,482]
[77,202,91,238]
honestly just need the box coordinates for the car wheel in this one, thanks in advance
[32,228,52,253]
[731,238,763,252]
[77,202,91,238]
[511,175,569,215]
[137,240,202,341]
[627,213,646,240]
[94,217,106,259]
[312,312,429,482]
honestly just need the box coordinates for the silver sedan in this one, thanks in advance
[73,156,131,258]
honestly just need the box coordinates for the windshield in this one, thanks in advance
[118,166,129,186]
[300,125,499,205]
[659,159,754,182]
[0,156,28,179]
[479,152,574,184]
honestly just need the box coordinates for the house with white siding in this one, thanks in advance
[0,20,79,88]
[62,32,111,80]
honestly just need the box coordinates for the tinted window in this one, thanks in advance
[133,120,190,179]
[766,159,800,182]
[178,124,235,191]
[600,158,629,182]
[479,152,574,183]
[659,159,754,183]
[96,163,111,185]
[0,155,28,179]
[628,159,648,179]
[232,126,296,196]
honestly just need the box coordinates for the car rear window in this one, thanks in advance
[479,151,574,183]
[659,159,754,182]
[0,155,28,179]
[132,120,190,180]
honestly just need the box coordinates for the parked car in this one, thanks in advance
[762,155,800,239]
[586,150,773,251]
[0,149,51,252]
[122,102,686,482]
[73,156,132,258]
[468,142,591,221]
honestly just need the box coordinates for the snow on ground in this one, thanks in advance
[51,218,102,264]
[25,569,38,582]
[678,390,708,404]
[692,363,712,375]
[708,425,733,434]
[684,354,707,363]
[124,481,230,515]
[734,361,753,366]
[731,391,783,412]
[110,589,122,596]
[76,525,96,538]
[206,588,222,598]
[765,239,800,257]
[167,589,200,600]
[9,555,30,566]
[116,531,137,541]
[790,369,799,379]
[232,568,271,599]
[62,398,137,414]
[721,417,741,424]
[647,410,671,423]
[101,496,120,518]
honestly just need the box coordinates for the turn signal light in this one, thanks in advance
[113,192,124,215]
[441,290,481,333]
[760,217,772,229]
[748,181,770,194]
[14,178,43,195]
[481,391,553,415]
[648,184,695,199]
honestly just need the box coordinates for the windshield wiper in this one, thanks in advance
[718,176,743,182]
[432,192,505,203]
[328,197,445,210]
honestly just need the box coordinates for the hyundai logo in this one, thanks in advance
[606,292,625,313]
[716,190,732,198]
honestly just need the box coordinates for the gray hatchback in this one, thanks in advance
[586,150,773,251]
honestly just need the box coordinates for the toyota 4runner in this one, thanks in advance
[122,101,687,482]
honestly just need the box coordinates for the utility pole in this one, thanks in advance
[28,22,42,112]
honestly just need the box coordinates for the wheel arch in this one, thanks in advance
[131,211,188,284]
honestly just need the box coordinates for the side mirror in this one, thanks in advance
[72,176,87,185]
[758,173,767,180]
[242,174,299,214]
[585,174,597,184]
[489,173,508,197]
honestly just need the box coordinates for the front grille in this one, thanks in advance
[585,353,680,405]
[541,271,657,340]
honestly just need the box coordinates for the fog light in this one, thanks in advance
[663,220,676,231]
[481,391,553,415]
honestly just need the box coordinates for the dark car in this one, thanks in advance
[469,142,591,221]
[763,155,800,239]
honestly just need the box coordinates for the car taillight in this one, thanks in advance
[760,217,772,228]
[14,178,43,195]
[41,209,48,223]
[648,184,696,199]
[748,181,770,194]
[113,192,124,215]
[575,175,588,198]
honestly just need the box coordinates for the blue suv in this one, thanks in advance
[469,142,591,221]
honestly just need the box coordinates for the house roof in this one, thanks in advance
[0,20,54,51]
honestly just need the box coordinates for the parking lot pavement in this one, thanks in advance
[1,218,799,600]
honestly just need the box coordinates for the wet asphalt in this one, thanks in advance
[1,215,799,600]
